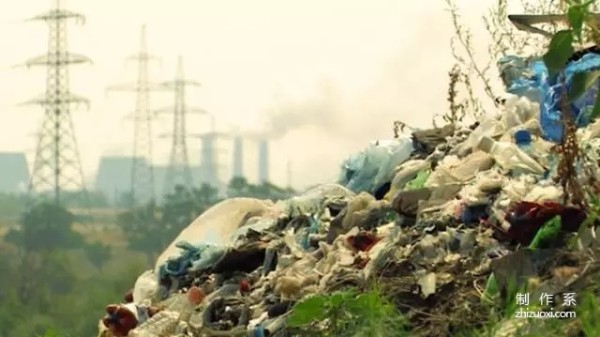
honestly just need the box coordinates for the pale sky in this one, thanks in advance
[0,0,518,190]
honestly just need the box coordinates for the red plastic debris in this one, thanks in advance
[347,231,381,252]
[239,279,251,295]
[123,289,134,303]
[500,201,586,245]
[187,286,205,305]
[102,304,138,337]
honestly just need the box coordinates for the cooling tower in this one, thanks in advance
[199,135,218,187]
[95,156,145,204]
[232,136,244,179]
[258,139,269,184]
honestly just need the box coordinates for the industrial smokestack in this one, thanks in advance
[232,136,244,179]
[258,139,269,184]
[200,135,218,187]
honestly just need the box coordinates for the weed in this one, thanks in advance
[442,0,562,127]
[287,288,409,337]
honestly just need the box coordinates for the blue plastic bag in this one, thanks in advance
[157,240,226,280]
[499,56,546,103]
[499,53,600,142]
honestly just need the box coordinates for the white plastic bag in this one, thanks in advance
[154,198,274,274]
[339,137,414,194]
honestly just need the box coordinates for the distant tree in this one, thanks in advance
[117,191,135,208]
[227,177,295,200]
[161,185,203,230]
[227,177,250,197]
[0,197,151,337]
[193,183,220,209]
[5,202,84,252]
[85,241,111,270]
[89,190,110,207]
[252,182,294,200]
[0,237,147,337]
[117,201,165,264]
[0,193,28,223]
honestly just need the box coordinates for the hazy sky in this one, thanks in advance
[0,0,517,190]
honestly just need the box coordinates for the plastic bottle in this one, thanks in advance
[477,136,545,175]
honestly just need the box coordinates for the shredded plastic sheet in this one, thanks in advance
[338,137,414,195]
[500,53,600,142]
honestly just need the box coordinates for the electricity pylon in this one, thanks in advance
[107,25,162,206]
[158,56,206,196]
[23,0,91,206]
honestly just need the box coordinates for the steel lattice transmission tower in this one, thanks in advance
[24,0,91,205]
[158,56,206,196]
[107,25,162,206]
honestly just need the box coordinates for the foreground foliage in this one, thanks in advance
[287,289,409,337]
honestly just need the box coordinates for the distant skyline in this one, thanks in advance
[0,0,522,190]
[94,155,209,204]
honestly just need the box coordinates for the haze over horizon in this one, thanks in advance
[0,0,519,190]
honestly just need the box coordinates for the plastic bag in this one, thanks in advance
[425,151,494,187]
[157,241,227,280]
[500,53,600,142]
[274,183,355,217]
[154,198,273,274]
[132,270,159,304]
[385,159,430,200]
[501,94,540,130]
[338,137,413,194]
[499,56,547,103]
[458,118,505,156]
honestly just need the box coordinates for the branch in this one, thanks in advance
[446,0,499,108]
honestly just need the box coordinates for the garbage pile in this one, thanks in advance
[98,53,600,337]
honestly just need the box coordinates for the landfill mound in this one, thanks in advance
[98,53,600,337]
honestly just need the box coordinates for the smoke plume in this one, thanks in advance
[264,78,340,139]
